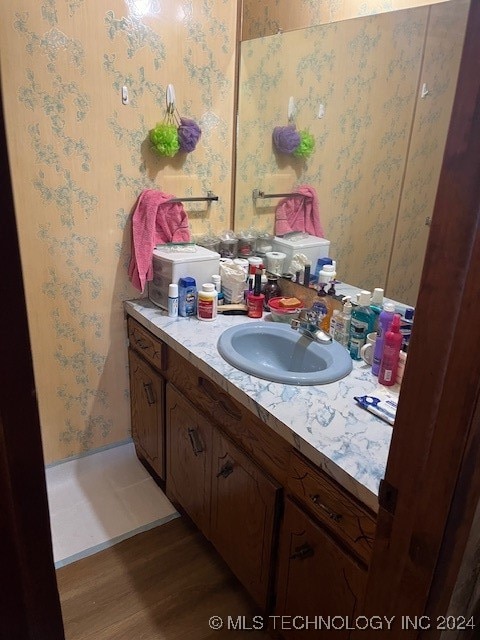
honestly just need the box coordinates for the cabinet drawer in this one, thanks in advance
[167,348,290,485]
[287,450,376,565]
[127,316,166,372]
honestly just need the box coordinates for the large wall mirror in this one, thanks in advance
[234,0,469,306]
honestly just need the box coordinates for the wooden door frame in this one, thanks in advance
[0,85,65,638]
[357,0,480,636]
[1,1,480,638]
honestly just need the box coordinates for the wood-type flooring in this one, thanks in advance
[58,517,270,639]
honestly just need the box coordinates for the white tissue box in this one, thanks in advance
[148,245,220,309]
[272,234,330,272]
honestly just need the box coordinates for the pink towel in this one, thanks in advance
[128,189,191,292]
[274,185,325,238]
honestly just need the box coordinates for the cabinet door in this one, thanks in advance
[210,428,281,610]
[166,384,212,537]
[128,348,165,479]
[276,498,367,639]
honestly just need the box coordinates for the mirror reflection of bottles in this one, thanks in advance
[349,291,376,360]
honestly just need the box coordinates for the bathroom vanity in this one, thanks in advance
[125,299,395,638]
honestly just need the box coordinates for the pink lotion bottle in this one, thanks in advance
[378,314,402,386]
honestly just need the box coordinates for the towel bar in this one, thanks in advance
[169,190,218,203]
[252,189,304,202]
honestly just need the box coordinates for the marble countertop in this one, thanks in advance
[125,295,398,512]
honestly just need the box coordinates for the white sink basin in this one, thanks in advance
[217,322,352,385]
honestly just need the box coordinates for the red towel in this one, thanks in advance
[128,189,191,292]
[274,185,324,238]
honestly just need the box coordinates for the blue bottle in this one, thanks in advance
[178,277,197,317]
[371,302,395,375]
[349,290,376,360]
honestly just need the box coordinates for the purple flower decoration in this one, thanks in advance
[272,125,301,154]
[178,117,202,152]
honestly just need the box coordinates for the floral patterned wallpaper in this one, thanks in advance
[241,0,450,39]
[235,0,468,304]
[1,0,237,462]
[0,0,467,462]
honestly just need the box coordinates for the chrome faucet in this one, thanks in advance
[291,307,332,344]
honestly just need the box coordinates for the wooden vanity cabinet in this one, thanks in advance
[165,382,280,610]
[275,498,367,640]
[126,314,376,630]
[127,317,166,480]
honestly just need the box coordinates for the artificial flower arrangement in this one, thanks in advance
[150,88,202,157]
[272,124,315,158]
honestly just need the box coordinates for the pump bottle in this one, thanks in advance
[334,297,352,348]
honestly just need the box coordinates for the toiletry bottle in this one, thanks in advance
[168,283,178,318]
[370,288,384,331]
[263,274,281,309]
[303,263,311,288]
[314,283,330,330]
[197,283,218,321]
[318,266,336,331]
[378,313,402,386]
[370,288,384,310]
[178,277,197,317]
[314,257,333,279]
[349,290,376,360]
[211,275,224,306]
[400,307,415,347]
[371,301,395,376]
[247,270,264,318]
[329,309,340,339]
[334,297,352,348]
[211,274,221,293]
[396,349,407,385]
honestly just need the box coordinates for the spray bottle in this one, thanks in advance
[378,313,403,386]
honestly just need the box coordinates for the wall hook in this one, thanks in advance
[288,96,296,123]
[166,84,176,114]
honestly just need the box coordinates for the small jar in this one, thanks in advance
[219,238,238,259]
[265,251,286,276]
[255,233,274,259]
[263,275,281,309]
[197,283,218,321]
[196,234,220,253]
[237,230,256,257]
